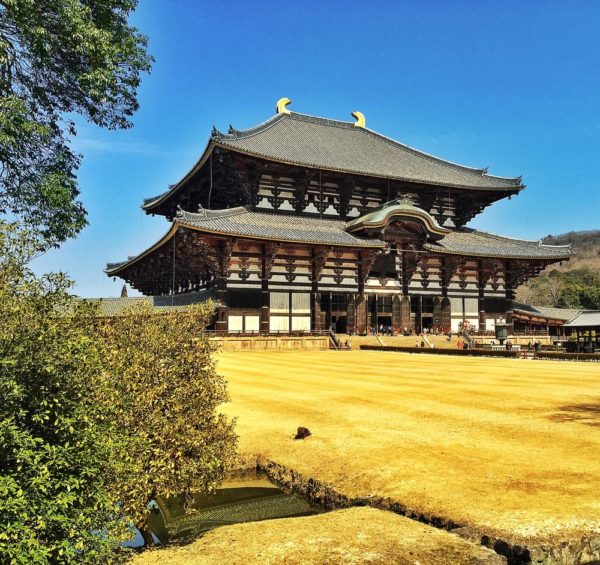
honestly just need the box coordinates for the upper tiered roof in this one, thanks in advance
[143,106,524,212]
[213,112,523,190]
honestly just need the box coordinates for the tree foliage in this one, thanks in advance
[0,0,152,246]
[0,222,238,560]
[99,304,238,543]
[0,221,130,563]
[517,268,600,310]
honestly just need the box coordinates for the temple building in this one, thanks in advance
[106,99,572,335]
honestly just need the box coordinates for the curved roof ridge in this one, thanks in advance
[466,228,543,244]
[213,113,286,140]
[176,206,248,221]
[538,242,573,250]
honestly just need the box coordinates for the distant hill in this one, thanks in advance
[542,230,600,271]
[516,230,600,309]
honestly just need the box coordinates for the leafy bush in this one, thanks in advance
[0,222,130,563]
[99,303,238,545]
[0,222,238,559]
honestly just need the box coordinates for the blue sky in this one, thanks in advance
[32,0,600,297]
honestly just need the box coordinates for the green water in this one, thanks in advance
[127,477,317,547]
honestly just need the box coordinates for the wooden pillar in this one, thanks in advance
[215,275,228,333]
[260,280,269,333]
[312,292,322,332]
[415,295,422,334]
[392,294,402,334]
[478,260,486,332]
[347,293,356,335]
[261,243,274,333]
[400,295,411,331]
[325,292,332,331]
[504,261,515,328]
[440,296,451,332]
[356,294,367,335]
[373,295,378,332]
[433,296,442,331]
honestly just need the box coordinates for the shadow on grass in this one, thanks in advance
[550,398,600,427]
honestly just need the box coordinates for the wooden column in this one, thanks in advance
[312,292,322,332]
[312,247,329,333]
[346,293,356,335]
[440,297,451,332]
[478,260,486,332]
[356,294,367,335]
[414,295,423,334]
[504,260,515,328]
[400,295,411,331]
[215,239,234,334]
[433,296,442,331]
[392,294,402,334]
[325,292,332,331]
[261,243,276,333]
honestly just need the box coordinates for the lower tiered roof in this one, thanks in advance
[106,206,571,276]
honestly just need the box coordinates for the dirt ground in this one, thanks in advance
[133,507,504,565]
[217,350,600,546]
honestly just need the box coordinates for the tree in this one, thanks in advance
[0,0,152,247]
[0,221,130,563]
[99,303,238,545]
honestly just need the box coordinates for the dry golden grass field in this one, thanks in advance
[134,507,504,565]
[217,351,600,548]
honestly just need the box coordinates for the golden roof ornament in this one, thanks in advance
[352,111,366,128]
[276,97,292,114]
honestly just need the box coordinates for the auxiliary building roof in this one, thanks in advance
[78,291,214,316]
[143,110,524,210]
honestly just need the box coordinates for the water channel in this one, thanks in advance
[125,475,319,548]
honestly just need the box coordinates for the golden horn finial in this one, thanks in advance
[352,111,366,128]
[276,97,292,115]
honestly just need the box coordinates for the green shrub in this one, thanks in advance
[0,222,130,563]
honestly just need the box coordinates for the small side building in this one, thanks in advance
[564,312,600,352]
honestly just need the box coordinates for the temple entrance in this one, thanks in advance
[377,315,392,333]
[411,295,434,334]
[421,315,433,330]
[331,315,347,334]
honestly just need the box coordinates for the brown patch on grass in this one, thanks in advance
[549,397,600,427]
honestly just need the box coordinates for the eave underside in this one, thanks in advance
[107,221,570,297]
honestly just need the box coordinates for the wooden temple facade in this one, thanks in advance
[107,100,572,334]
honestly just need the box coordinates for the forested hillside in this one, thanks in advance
[516,230,600,309]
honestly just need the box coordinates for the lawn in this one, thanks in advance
[217,351,600,547]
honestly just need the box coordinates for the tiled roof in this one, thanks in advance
[213,112,523,191]
[424,229,572,260]
[143,110,524,211]
[108,208,572,276]
[513,302,581,321]
[78,291,214,316]
[176,207,386,248]
[564,311,600,328]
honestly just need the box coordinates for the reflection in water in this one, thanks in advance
[128,477,317,547]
